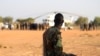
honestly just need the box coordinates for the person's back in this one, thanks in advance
[43,26,63,56]
[43,13,64,56]
[43,13,76,56]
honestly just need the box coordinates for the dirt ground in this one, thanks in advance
[0,29,100,56]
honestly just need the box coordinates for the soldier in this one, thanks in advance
[43,13,64,56]
[83,23,88,31]
[88,23,92,30]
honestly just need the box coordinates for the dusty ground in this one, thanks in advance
[0,30,100,56]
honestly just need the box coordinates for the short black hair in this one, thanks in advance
[54,13,64,24]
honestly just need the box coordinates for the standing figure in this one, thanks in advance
[43,13,64,56]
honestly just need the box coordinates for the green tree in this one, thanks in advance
[16,18,25,23]
[26,17,34,23]
[93,16,100,26]
[75,16,88,25]
[16,17,34,23]
[3,16,13,23]
[0,16,3,22]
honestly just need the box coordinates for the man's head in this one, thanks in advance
[54,13,64,29]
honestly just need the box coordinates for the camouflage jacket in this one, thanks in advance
[43,26,63,56]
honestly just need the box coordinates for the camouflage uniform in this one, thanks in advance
[43,26,63,56]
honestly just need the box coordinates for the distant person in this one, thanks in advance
[88,23,92,30]
[16,23,19,30]
[43,13,64,56]
[83,23,88,31]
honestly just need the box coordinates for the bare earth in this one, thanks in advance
[0,30,100,56]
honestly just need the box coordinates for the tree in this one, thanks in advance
[26,17,34,23]
[3,16,13,23]
[0,16,3,22]
[16,19,25,23]
[75,16,88,25]
[93,16,100,26]
[16,17,34,23]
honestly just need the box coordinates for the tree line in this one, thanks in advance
[75,16,100,26]
[0,16,100,26]
[0,16,34,24]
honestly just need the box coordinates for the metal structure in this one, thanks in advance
[34,11,83,20]
[33,11,83,29]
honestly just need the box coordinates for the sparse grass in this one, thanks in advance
[3,46,7,48]
[0,44,2,48]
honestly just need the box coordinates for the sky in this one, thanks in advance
[0,0,100,22]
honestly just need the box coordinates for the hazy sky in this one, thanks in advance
[0,0,100,22]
